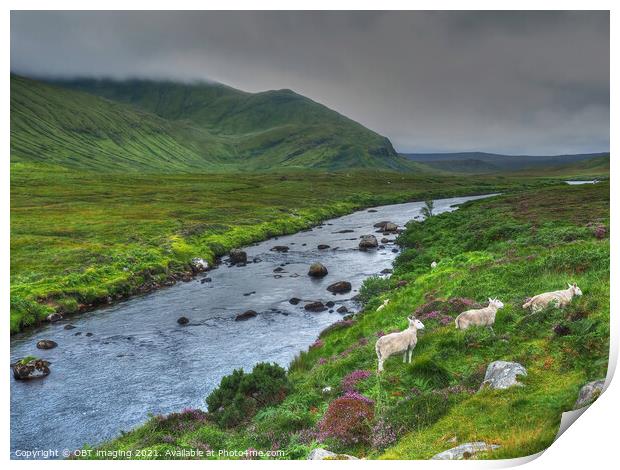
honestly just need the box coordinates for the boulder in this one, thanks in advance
[308,448,358,460]
[384,222,398,232]
[327,281,352,294]
[271,245,289,253]
[359,235,378,250]
[381,238,390,244]
[273,267,285,273]
[235,310,258,321]
[431,442,500,460]
[317,244,330,250]
[373,221,391,229]
[85,332,93,337]
[190,257,209,272]
[64,324,76,330]
[308,262,328,278]
[229,249,247,265]
[480,361,527,390]
[200,277,212,284]
[36,340,57,350]
[177,316,190,325]
[574,379,605,409]
[304,302,327,312]
[289,297,301,305]
[46,312,63,323]
[337,306,348,314]
[325,301,335,308]
[381,268,393,274]
[11,358,51,381]
[368,209,378,213]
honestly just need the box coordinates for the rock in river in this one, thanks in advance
[12,358,51,381]
[270,245,289,253]
[327,281,352,294]
[36,340,57,350]
[304,302,327,312]
[46,312,63,323]
[337,305,349,314]
[235,310,258,321]
[358,235,378,250]
[317,244,330,250]
[308,262,328,278]
[289,297,301,305]
[229,249,247,265]
[177,316,190,325]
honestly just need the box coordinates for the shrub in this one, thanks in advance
[358,276,391,304]
[317,393,375,446]
[206,362,290,428]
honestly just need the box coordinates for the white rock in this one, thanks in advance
[191,257,209,271]
[480,361,527,390]
[308,448,358,460]
[431,442,500,460]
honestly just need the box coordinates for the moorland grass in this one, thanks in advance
[11,163,538,333]
[83,181,609,460]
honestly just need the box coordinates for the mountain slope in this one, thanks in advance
[10,75,237,172]
[21,76,409,171]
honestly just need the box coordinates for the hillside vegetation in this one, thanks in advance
[12,75,412,172]
[83,181,609,460]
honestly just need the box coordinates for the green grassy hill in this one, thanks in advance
[10,75,236,172]
[85,182,609,460]
[12,75,412,172]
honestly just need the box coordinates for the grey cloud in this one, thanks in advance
[10,10,609,154]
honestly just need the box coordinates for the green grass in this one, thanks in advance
[83,181,609,460]
[11,162,538,333]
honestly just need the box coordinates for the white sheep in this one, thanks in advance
[376,299,390,311]
[375,315,425,373]
[431,261,438,269]
[522,283,582,312]
[455,298,504,331]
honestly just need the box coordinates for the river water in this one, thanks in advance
[10,193,497,458]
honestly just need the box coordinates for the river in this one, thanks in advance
[10,193,497,458]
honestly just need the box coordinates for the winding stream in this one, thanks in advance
[10,193,497,458]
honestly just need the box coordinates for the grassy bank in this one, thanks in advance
[82,181,609,460]
[11,164,536,333]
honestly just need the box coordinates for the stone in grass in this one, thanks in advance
[479,361,527,390]
[307,448,358,460]
[574,379,605,409]
[431,442,500,460]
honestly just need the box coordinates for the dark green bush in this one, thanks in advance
[206,362,290,428]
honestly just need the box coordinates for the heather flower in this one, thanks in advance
[310,339,324,349]
[317,393,375,445]
[341,370,373,392]
[371,418,398,449]
[317,357,328,365]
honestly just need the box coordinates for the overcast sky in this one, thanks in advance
[11,11,609,154]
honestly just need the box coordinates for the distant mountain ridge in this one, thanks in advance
[402,151,609,173]
[11,74,413,172]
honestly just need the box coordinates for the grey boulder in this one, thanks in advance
[574,379,605,409]
[480,361,527,390]
[431,442,500,460]
[307,448,358,460]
